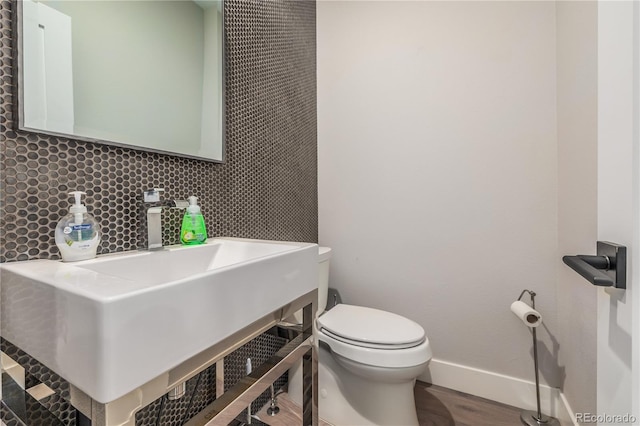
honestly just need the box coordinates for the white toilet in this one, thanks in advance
[289,247,432,425]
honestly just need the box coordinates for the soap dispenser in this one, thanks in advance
[55,191,101,261]
[180,196,208,245]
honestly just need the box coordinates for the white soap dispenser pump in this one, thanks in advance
[55,191,101,262]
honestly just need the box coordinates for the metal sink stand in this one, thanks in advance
[65,290,318,426]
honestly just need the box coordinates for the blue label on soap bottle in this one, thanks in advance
[71,224,92,231]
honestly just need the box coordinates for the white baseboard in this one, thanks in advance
[420,358,577,426]
[557,391,578,426]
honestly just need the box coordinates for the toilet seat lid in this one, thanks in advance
[317,304,425,348]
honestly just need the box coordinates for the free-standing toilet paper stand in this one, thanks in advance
[516,290,560,426]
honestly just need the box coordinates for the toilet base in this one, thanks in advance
[318,343,425,426]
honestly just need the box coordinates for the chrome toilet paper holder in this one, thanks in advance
[514,290,560,426]
[562,241,626,289]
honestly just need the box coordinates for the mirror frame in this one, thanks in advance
[13,0,226,163]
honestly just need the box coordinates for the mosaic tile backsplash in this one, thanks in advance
[0,0,318,262]
[2,338,75,426]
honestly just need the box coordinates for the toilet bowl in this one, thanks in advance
[288,247,432,425]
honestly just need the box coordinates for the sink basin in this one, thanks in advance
[1,238,317,403]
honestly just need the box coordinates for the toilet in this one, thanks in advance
[289,247,432,425]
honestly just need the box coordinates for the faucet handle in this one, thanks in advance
[170,200,190,209]
[143,188,164,203]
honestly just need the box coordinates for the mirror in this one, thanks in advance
[17,0,224,162]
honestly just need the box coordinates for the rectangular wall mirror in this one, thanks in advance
[16,0,224,162]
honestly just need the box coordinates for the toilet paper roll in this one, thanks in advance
[510,301,542,328]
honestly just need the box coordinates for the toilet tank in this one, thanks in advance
[290,246,332,323]
[318,246,332,313]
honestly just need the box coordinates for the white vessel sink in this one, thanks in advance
[1,238,317,403]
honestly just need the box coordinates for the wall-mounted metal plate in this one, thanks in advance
[597,241,626,289]
[562,241,627,289]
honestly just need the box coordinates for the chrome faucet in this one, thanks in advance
[143,188,188,250]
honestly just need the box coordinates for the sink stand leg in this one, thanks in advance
[301,299,318,426]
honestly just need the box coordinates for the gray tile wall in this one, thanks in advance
[0,0,318,262]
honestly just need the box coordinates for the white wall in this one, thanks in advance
[556,0,598,417]
[318,0,560,388]
[635,2,640,419]
[596,1,637,421]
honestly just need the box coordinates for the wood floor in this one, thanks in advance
[414,381,521,426]
[255,380,522,426]
[254,392,332,426]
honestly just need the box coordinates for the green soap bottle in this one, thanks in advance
[180,196,208,245]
